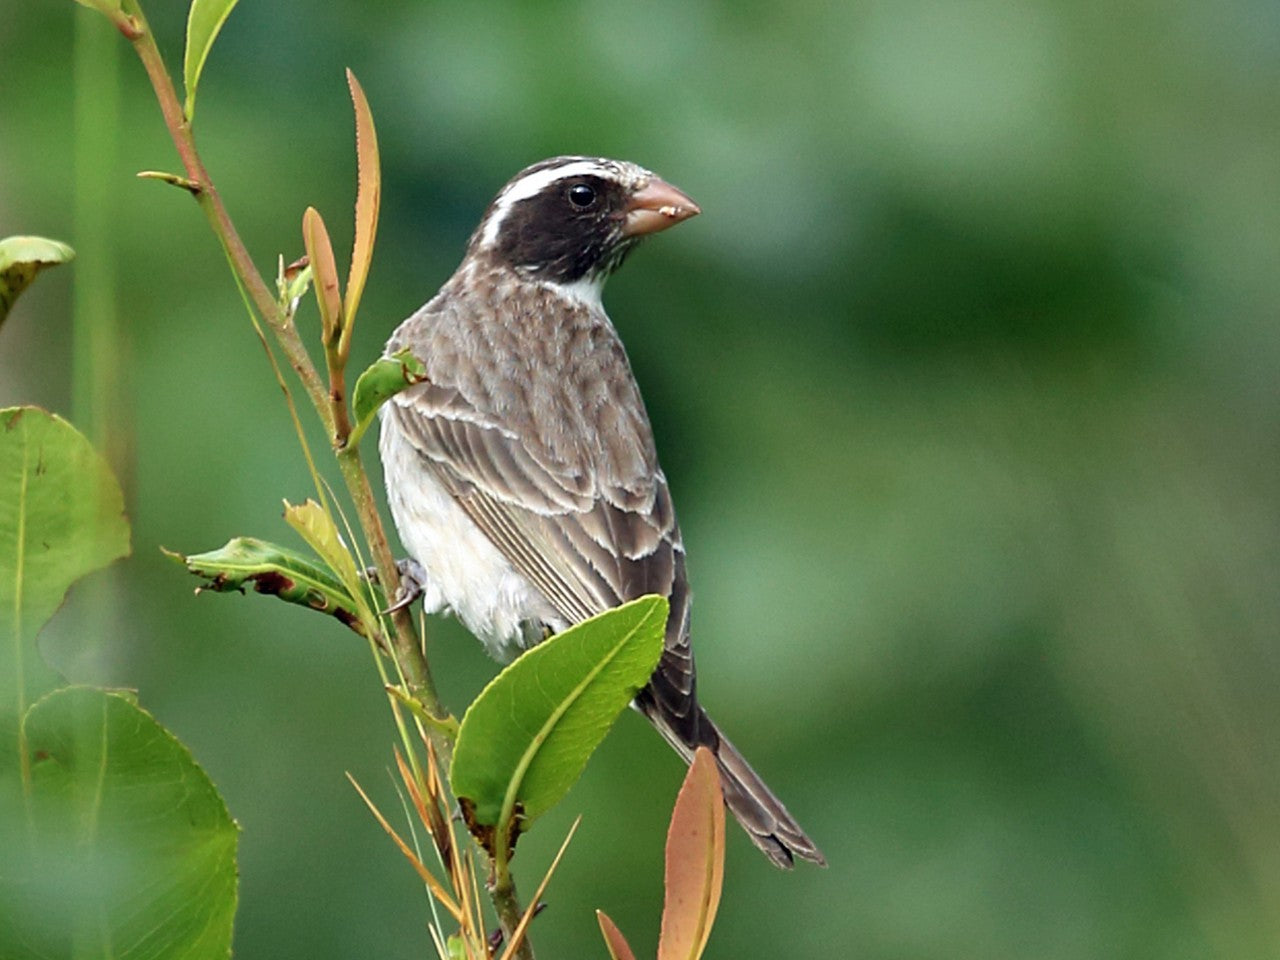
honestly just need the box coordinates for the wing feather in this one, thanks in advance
[384,279,700,743]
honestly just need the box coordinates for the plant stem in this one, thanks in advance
[106,2,530,949]
[492,868,537,960]
[116,0,444,720]
[335,445,447,733]
[119,0,331,431]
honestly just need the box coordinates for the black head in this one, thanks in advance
[469,157,699,286]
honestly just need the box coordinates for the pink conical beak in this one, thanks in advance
[622,177,701,237]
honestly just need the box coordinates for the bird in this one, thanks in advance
[378,156,825,868]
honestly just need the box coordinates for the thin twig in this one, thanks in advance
[105,2,531,948]
[116,0,445,724]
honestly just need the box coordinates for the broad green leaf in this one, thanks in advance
[302,206,342,348]
[450,595,667,848]
[283,498,361,593]
[348,348,427,447]
[0,237,75,329]
[596,911,639,960]
[183,0,241,121]
[174,536,365,636]
[0,408,128,740]
[342,69,381,354]
[657,747,725,960]
[0,687,237,960]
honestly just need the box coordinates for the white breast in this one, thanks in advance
[379,413,559,661]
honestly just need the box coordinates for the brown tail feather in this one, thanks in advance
[641,703,826,869]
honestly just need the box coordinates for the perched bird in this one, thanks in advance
[379,156,824,868]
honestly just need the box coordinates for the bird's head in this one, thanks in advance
[467,157,700,290]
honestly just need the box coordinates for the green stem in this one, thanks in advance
[335,445,446,737]
[118,0,331,432]
[114,0,441,718]
[100,2,531,949]
[492,869,536,960]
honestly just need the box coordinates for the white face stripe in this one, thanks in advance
[477,158,650,251]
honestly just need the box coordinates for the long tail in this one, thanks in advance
[640,701,826,869]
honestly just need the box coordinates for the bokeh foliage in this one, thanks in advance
[2,1,1278,957]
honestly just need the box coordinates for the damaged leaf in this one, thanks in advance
[347,348,427,448]
[172,537,364,636]
[0,237,75,329]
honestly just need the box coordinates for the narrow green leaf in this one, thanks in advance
[0,687,238,960]
[342,69,381,356]
[450,596,667,845]
[174,536,365,637]
[0,408,129,745]
[0,237,75,329]
[282,498,361,593]
[348,348,428,448]
[183,0,241,121]
[657,747,725,960]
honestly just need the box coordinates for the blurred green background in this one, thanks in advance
[4,0,1280,957]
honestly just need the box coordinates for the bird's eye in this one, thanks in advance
[567,182,597,208]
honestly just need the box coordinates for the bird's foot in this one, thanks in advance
[363,558,428,614]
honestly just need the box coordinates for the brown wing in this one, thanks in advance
[384,280,700,740]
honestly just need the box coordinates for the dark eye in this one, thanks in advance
[567,182,597,208]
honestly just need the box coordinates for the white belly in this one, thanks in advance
[379,415,559,661]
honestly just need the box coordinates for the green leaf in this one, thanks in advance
[183,0,241,121]
[283,498,361,591]
[450,595,667,849]
[0,687,238,960]
[173,536,366,636]
[347,348,427,448]
[0,236,75,329]
[71,0,122,14]
[0,408,129,740]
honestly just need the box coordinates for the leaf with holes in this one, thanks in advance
[173,536,365,637]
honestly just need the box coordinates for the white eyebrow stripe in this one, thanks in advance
[478,159,632,250]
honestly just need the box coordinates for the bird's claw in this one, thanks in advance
[363,558,427,615]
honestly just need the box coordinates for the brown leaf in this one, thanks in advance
[345,772,462,920]
[596,911,639,960]
[657,747,725,960]
[342,68,381,355]
[302,206,342,347]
